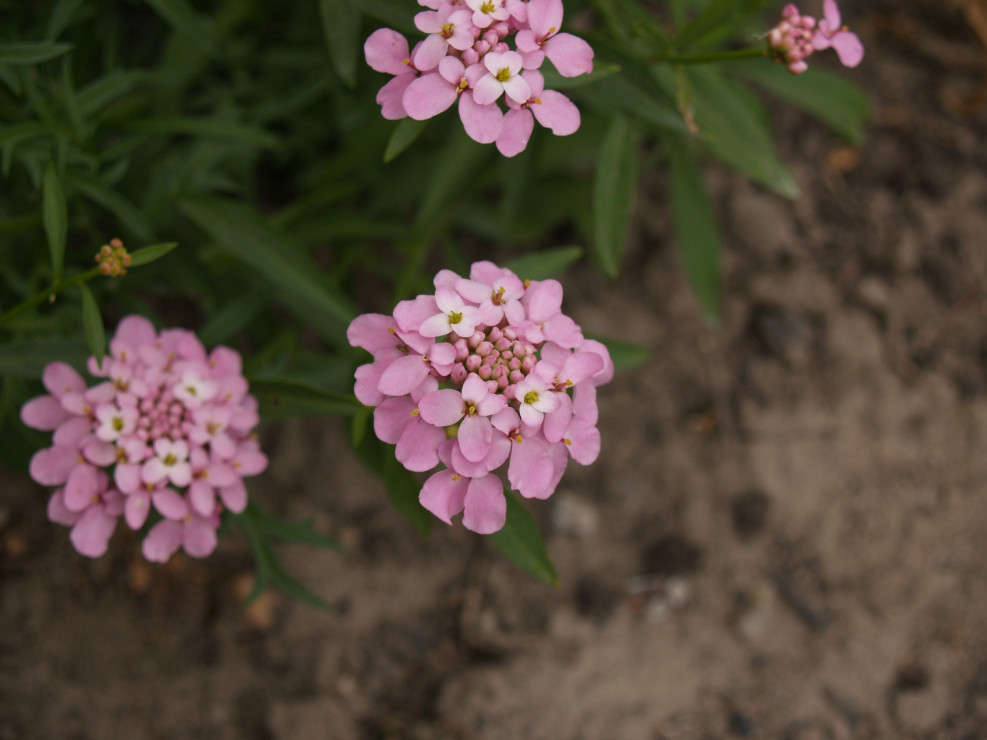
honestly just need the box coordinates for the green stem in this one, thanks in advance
[0,266,101,329]
[652,47,768,65]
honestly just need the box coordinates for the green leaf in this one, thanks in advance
[384,118,428,163]
[67,174,155,241]
[45,0,85,40]
[540,61,622,91]
[350,0,417,34]
[579,74,688,134]
[505,245,584,281]
[355,435,433,535]
[180,198,356,341]
[76,70,146,120]
[660,66,799,198]
[731,60,871,146]
[128,241,177,267]
[78,283,107,368]
[1,123,50,175]
[125,117,279,149]
[320,0,361,87]
[250,378,364,420]
[592,114,638,278]
[143,0,218,56]
[673,0,772,50]
[489,492,558,585]
[590,335,651,372]
[234,504,329,609]
[250,505,340,550]
[665,136,721,322]
[0,338,88,377]
[0,42,72,66]
[42,164,67,283]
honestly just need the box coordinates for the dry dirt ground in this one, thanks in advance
[3,3,987,739]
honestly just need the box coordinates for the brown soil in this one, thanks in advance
[3,3,987,738]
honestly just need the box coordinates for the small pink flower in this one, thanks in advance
[812,0,864,67]
[472,50,531,105]
[464,0,509,29]
[514,0,594,77]
[419,286,484,338]
[142,438,192,487]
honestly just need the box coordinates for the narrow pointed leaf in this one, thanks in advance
[666,136,721,322]
[143,0,218,56]
[180,198,355,341]
[128,241,177,267]
[731,60,870,146]
[592,114,638,278]
[320,0,361,87]
[250,378,364,419]
[505,245,583,281]
[42,164,67,283]
[489,492,558,585]
[384,118,428,163]
[0,42,72,66]
[78,284,107,368]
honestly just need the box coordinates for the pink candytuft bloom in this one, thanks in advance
[767,1,863,75]
[349,261,612,535]
[363,0,594,156]
[21,315,267,561]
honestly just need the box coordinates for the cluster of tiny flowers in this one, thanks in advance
[768,0,863,74]
[348,261,612,534]
[95,238,132,277]
[20,315,267,562]
[365,0,593,157]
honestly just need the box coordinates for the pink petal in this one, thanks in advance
[418,312,453,337]
[378,354,430,397]
[42,361,86,397]
[526,0,564,37]
[395,419,445,472]
[508,434,554,498]
[501,74,532,104]
[471,74,504,106]
[523,279,563,321]
[365,28,412,75]
[496,108,534,157]
[53,417,92,446]
[412,33,448,71]
[64,463,102,511]
[114,463,142,494]
[219,479,247,513]
[347,313,398,353]
[153,488,190,520]
[394,295,439,332]
[404,72,459,119]
[69,507,117,558]
[183,516,218,558]
[462,474,506,534]
[189,480,216,517]
[542,392,572,443]
[83,440,117,467]
[459,93,504,143]
[418,389,465,427]
[564,418,601,465]
[531,89,580,135]
[823,0,841,29]
[113,314,157,350]
[142,519,183,562]
[125,489,151,529]
[377,73,416,120]
[48,489,81,526]
[355,362,388,407]
[374,396,418,443]
[233,447,268,476]
[20,395,69,430]
[458,414,493,462]
[544,33,594,77]
[830,31,864,67]
[419,469,469,525]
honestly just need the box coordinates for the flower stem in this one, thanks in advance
[0,266,101,329]
[652,47,768,65]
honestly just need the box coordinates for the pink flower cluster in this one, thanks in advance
[348,261,612,534]
[20,315,267,562]
[365,0,594,157]
[768,0,863,74]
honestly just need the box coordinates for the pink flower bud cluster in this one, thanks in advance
[364,0,594,157]
[20,315,267,562]
[348,261,612,534]
[768,0,864,74]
